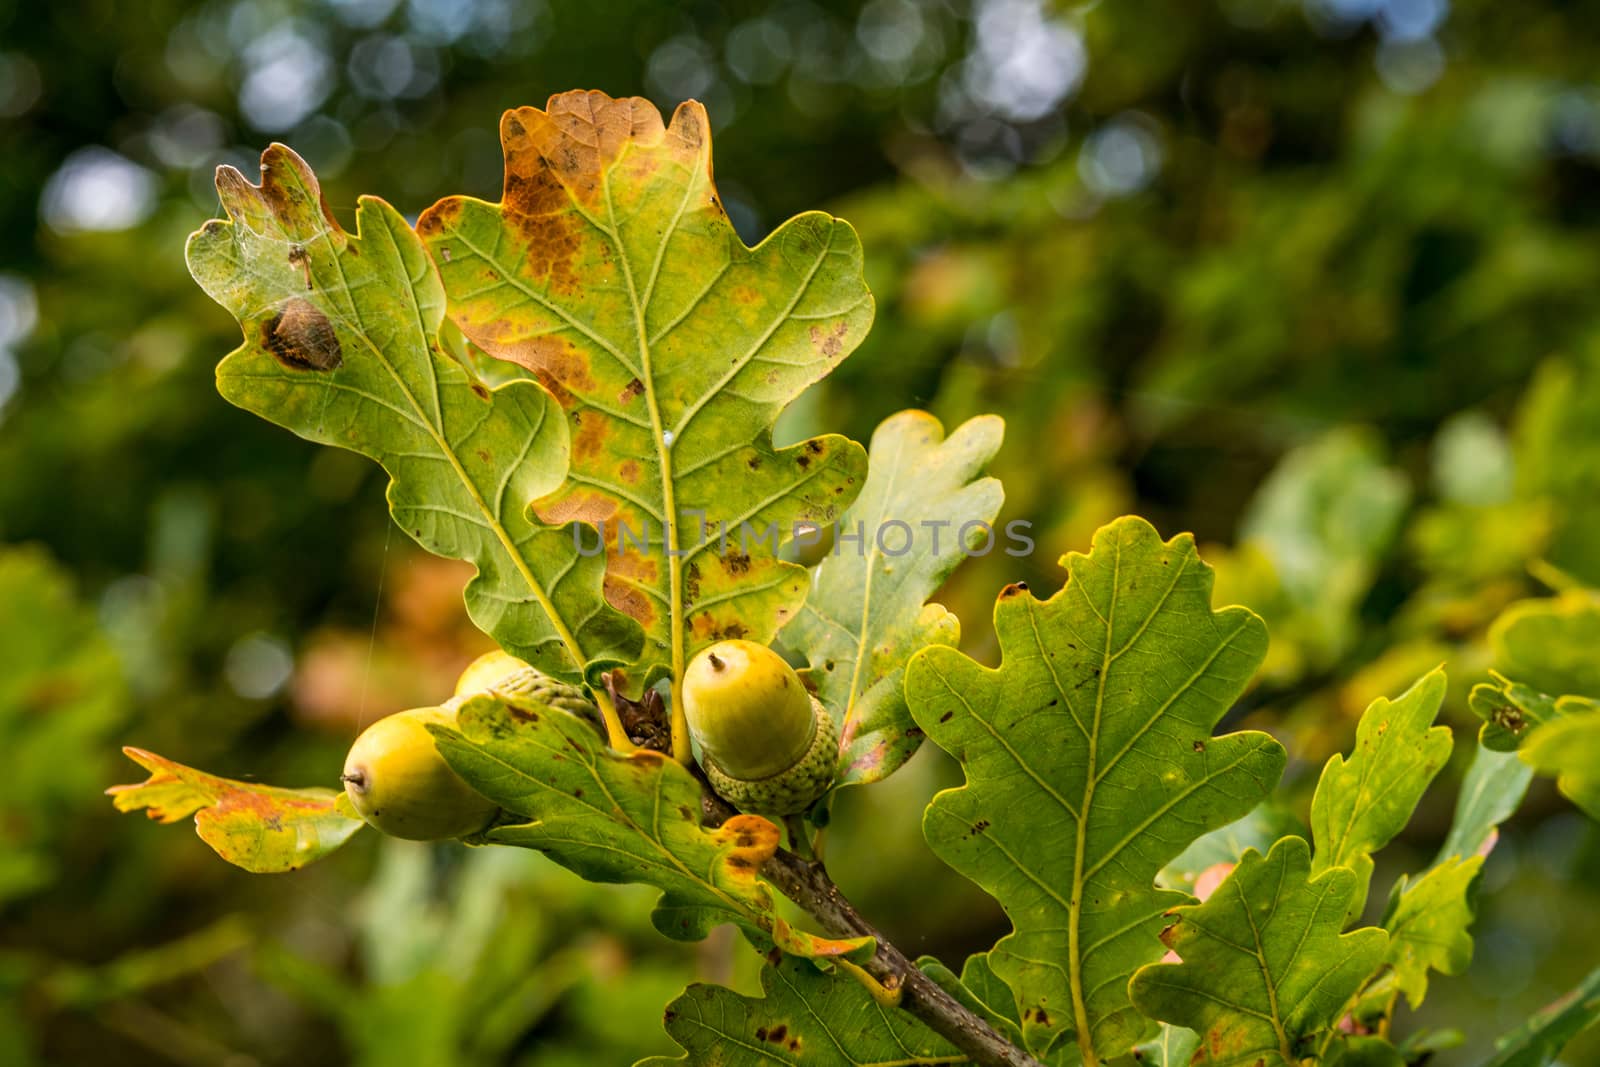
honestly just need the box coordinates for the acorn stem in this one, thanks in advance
[785,815,814,861]
[592,688,639,755]
[670,676,693,765]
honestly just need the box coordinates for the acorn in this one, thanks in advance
[452,649,604,733]
[681,639,839,816]
[453,649,532,699]
[341,706,498,841]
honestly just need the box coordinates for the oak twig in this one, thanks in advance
[696,782,1043,1067]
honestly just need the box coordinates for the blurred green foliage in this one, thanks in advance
[5,0,1600,1062]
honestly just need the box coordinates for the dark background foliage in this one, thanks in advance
[3,0,1600,1063]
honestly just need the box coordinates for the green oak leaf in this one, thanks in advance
[1366,743,1533,1017]
[430,690,870,962]
[1522,713,1600,819]
[1147,803,1324,1067]
[1381,855,1480,1009]
[920,952,1083,1066]
[1486,592,1600,698]
[108,747,363,873]
[1468,594,1600,817]
[416,91,872,739]
[1132,1026,1201,1066]
[906,516,1286,1059]
[784,410,1004,786]
[1470,675,1598,753]
[1479,964,1600,1067]
[1323,1035,1407,1066]
[1310,669,1452,916]
[640,955,960,1067]
[1435,746,1532,865]
[186,144,640,685]
[1128,837,1388,1067]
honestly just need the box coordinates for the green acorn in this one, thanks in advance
[341,706,499,841]
[681,639,839,816]
[452,649,603,733]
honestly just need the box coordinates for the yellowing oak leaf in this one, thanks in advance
[417,91,873,754]
[185,145,641,701]
[108,748,363,873]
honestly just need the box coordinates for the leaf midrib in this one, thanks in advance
[589,117,689,760]
[454,724,750,917]
[841,424,910,744]
[1068,530,1119,1064]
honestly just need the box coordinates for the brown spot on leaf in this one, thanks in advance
[480,332,596,401]
[533,488,620,530]
[619,377,645,405]
[470,382,491,400]
[619,459,640,484]
[603,576,654,627]
[416,196,461,238]
[808,321,849,360]
[600,550,659,626]
[681,561,702,609]
[263,299,342,372]
[572,410,609,460]
[670,100,706,153]
[723,550,751,576]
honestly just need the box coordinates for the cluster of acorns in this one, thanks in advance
[340,639,837,841]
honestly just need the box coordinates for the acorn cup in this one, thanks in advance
[451,649,605,737]
[681,639,839,816]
